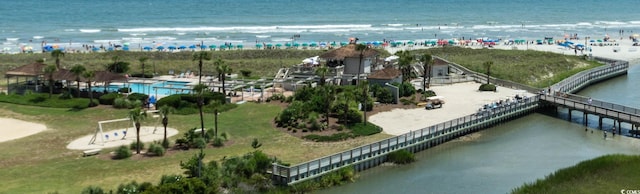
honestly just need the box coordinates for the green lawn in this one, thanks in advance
[0,102,390,193]
[512,154,640,194]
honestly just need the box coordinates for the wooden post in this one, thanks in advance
[599,117,603,130]
[568,109,572,121]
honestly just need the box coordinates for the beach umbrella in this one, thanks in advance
[340,42,348,46]
[107,47,114,51]
[209,45,216,50]
[310,42,317,47]
[143,46,152,51]
[319,42,326,47]
[178,45,186,50]
[302,43,309,47]
[275,43,283,48]
[237,44,243,49]
[330,42,337,46]
[189,45,196,49]
[92,47,100,52]
[408,41,415,45]
[293,42,300,47]
[156,46,165,50]
[123,46,129,51]
[123,42,130,47]
[219,45,227,50]
[200,45,207,49]
[266,43,273,48]
[590,40,595,42]
[168,45,176,50]
[255,44,262,49]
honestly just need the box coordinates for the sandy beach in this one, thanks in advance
[0,118,47,143]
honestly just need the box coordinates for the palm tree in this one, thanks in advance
[129,107,147,154]
[159,105,174,148]
[316,66,329,86]
[70,64,86,97]
[82,71,96,107]
[320,85,335,127]
[397,51,414,83]
[192,51,211,84]
[193,84,208,139]
[419,54,433,91]
[482,61,493,84]
[51,49,64,69]
[138,56,149,78]
[339,87,354,124]
[44,65,57,98]
[215,59,231,95]
[360,80,369,124]
[355,44,368,85]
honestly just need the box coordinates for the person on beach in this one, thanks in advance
[612,126,616,136]
[603,130,607,139]
[588,97,592,105]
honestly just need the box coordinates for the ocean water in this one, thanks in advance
[2,0,640,52]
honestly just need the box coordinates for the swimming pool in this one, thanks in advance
[93,80,193,96]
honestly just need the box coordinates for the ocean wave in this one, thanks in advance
[117,24,372,33]
[33,36,44,39]
[130,33,147,36]
[194,37,219,41]
[595,21,627,25]
[6,38,19,41]
[576,22,592,26]
[64,29,76,32]
[256,35,271,38]
[176,32,186,35]
[93,39,120,43]
[387,24,404,27]
[271,38,293,42]
[80,29,101,33]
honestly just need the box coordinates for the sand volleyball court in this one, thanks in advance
[66,126,179,150]
[0,118,48,143]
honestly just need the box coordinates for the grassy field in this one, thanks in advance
[512,154,640,194]
[0,102,390,193]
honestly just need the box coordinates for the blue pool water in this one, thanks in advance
[93,81,193,96]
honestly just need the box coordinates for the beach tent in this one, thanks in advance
[122,46,129,51]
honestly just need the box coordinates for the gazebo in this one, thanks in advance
[4,62,47,93]
[4,62,127,94]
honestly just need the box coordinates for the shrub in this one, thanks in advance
[338,108,363,124]
[113,97,131,109]
[220,132,228,141]
[212,137,224,147]
[81,185,105,194]
[161,139,170,149]
[400,98,415,105]
[127,93,149,102]
[130,99,143,108]
[479,83,497,91]
[240,69,252,78]
[114,145,132,159]
[147,143,166,156]
[192,137,206,149]
[130,141,145,150]
[387,150,416,164]
[99,93,122,105]
[423,90,436,97]
[375,88,394,104]
[349,122,382,136]
[303,133,353,142]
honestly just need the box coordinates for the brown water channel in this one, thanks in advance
[316,64,640,194]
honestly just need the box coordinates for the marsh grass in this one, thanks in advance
[511,154,640,194]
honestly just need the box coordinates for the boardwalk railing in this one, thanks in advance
[551,58,628,94]
[271,96,540,185]
[540,95,640,124]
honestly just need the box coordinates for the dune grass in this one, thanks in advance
[412,47,602,88]
[512,154,640,194]
[0,102,390,193]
